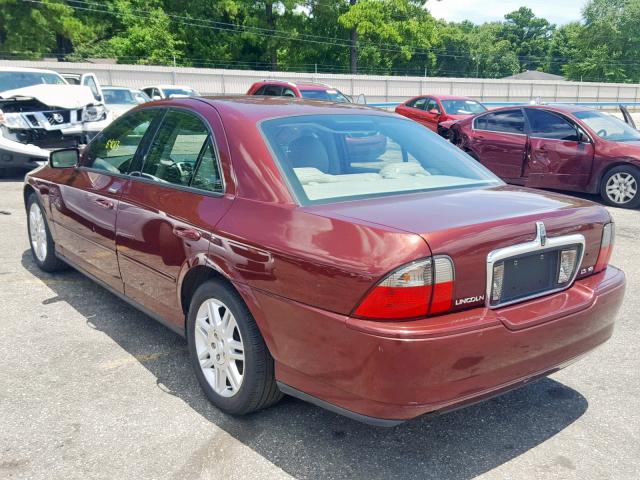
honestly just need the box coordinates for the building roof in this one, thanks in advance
[503,70,565,81]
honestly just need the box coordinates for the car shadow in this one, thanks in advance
[20,250,589,480]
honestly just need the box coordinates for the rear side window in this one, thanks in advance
[84,109,158,174]
[142,110,210,186]
[526,109,579,141]
[191,141,223,192]
[262,85,283,96]
[475,110,524,134]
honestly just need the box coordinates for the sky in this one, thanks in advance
[427,0,588,25]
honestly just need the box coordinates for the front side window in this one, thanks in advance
[408,97,427,109]
[475,110,525,134]
[260,114,501,204]
[525,109,580,141]
[84,109,158,174]
[425,99,441,113]
[141,110,211,187]
[574,110,640,142]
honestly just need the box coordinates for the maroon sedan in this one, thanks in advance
[395,94,487,136]
[25,97,624,425]
[450,104,640,208]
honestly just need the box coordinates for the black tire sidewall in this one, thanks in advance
[186,280,266,415]
[26,193,60,271]
[600,165,640,209]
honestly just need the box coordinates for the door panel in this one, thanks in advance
[471,109,527,179]
[524,108,595,190]
[115,109,232,328]
[471,131,526,179]
[116,183,232,326]
[51,171,125,290]
[527,138,594,189]
[49,109,161,291]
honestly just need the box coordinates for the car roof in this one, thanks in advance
[431,95,479,101]
[0,66,60,75]
[486,104,596,114]
[255,80,338,91]
[191,96,393,121]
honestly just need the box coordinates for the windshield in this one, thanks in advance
[163,88,198,98]
[299,89,350,103]
[103,88,138,105]
[440,99,487,115]
[574,110,640,142]
[260,114,501,205]
[0,71,66,92]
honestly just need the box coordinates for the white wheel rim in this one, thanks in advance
[606,172,637,204]
[194,299,244,397]
[29,202,47,262]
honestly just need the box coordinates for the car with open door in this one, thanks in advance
[395,94,487,138]
[450,104,640,208]
[25,97,624,425]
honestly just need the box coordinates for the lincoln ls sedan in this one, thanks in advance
[25,97,625,425]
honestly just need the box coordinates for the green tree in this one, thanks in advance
[563,0,640,82]
[339,0,438,74]
[499,7,555,72]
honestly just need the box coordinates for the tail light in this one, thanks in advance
[353,256,454,320]
[594,222,615,273]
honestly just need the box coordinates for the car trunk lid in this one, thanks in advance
[306,185,609,327]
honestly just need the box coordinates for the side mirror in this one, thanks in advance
[429,108,440,115]
[152,95,162,101]
[50,148,79,168]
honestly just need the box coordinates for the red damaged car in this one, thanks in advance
[395,94,487,137]
[450,104,640,208]
[25,97,624,425]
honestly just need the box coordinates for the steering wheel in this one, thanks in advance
[597,128,608,137]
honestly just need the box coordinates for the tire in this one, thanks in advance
[600,165,640,209]
[26,193,67,272]
[186,279,282,415]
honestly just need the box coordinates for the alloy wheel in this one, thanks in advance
[605,172,637,205]
[194,299,245,397]
[29,202,47,262]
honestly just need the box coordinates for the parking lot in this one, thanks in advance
[1,172,639,480]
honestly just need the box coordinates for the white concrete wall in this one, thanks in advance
[3,59,640,106]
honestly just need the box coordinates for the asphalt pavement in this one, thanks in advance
[1,172,638,480]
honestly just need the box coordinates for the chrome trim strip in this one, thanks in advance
[485,223,585,309]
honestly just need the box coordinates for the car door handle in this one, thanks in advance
[173,226,201,241]
[94,198,114,209]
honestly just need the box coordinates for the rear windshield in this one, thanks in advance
[260,114,501,205]
[0,71,66,92]
[441,99,487,115]
[299,89,350,103]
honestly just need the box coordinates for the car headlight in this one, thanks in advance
[82,104,107,122]
[0,109,31,129]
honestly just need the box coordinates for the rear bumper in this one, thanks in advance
[244,265,625,424]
